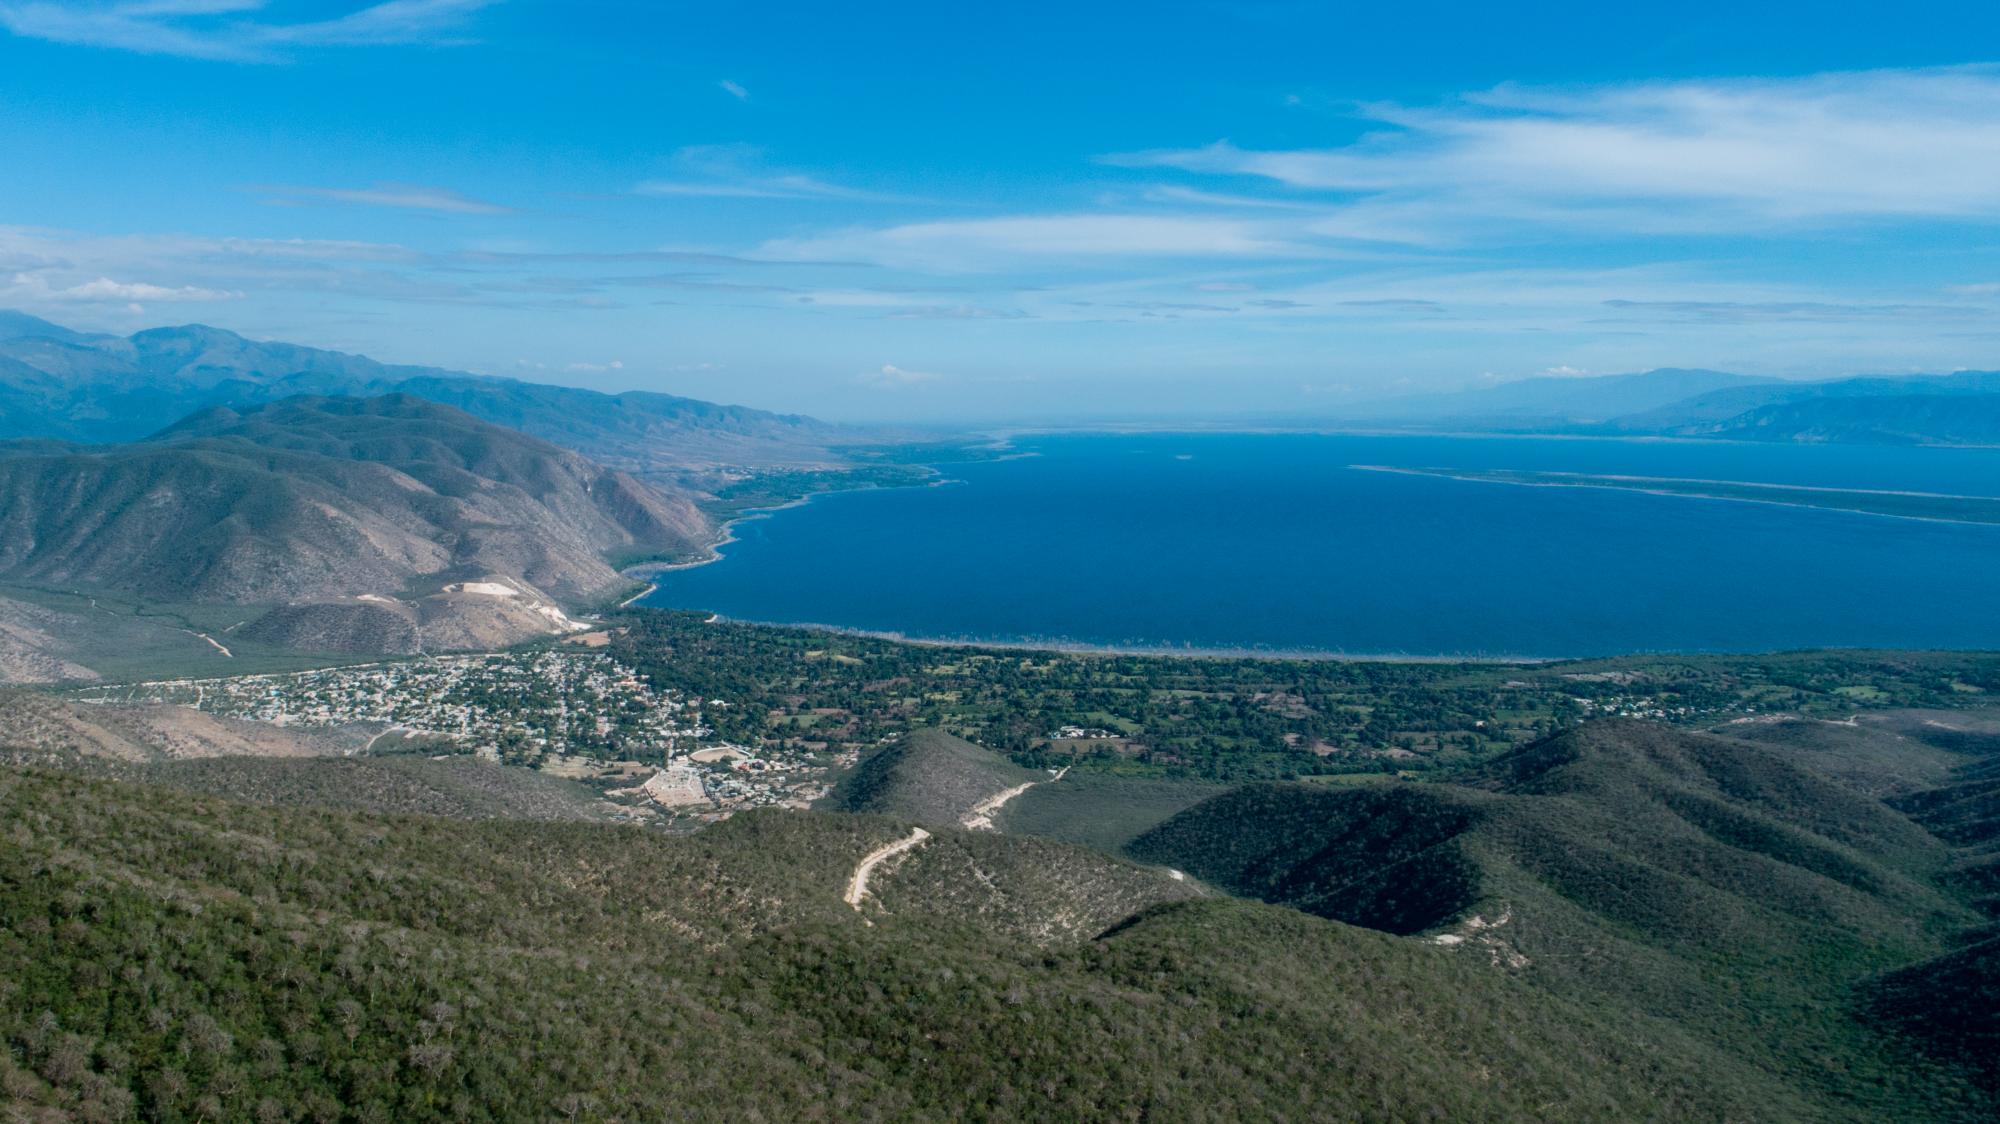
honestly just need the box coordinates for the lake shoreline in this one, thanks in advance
[631,432,2000,657]
[621,471,965,588]
[648,610,1564,663]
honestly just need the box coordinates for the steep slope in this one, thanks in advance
[0,315,867,474]
[1129,783,1484,934]
[828,728,1048,827]
[0,395,711,653]
[1129,719,1987,1112]
[0,763,1883,1120]
[1819,710,2000,1092]
[1880,710,2000,919]
[1860,934,2000,1091]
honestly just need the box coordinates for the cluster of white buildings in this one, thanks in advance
[1569,695,1712,722]
[75,651,711,761]
[1049,724,1121,740]
[74,649,847,819]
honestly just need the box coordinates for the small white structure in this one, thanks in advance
[642,764,708,807]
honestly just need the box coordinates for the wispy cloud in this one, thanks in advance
[1108,67,2000,242]
[0,0,499,62]
[767,213,1303,271]
[858,363,944,389]
[635,144,912,203]
[718,78,748,101]
[1596,298,1977,324]
[259,181,512,215]
[0,223,874,317]
[5,270,240,303]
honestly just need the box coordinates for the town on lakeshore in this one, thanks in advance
[69,647,848,820]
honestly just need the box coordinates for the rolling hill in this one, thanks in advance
[1,686,1995,1116]
[1128,720,1991,1113]
[0,394,712,658]
[0,758,1886,1121]
[828,728,1049,828]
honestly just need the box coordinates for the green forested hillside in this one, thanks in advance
[1127,720,1991,1116]
[1129,783,1485,934]
[829,728,1046,827]
[0,763,1842,1122]
[4,681,1997,1118]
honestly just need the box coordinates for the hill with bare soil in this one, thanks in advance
[0,395,714,657]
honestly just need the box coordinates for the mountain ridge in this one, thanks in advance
[0,312,878,480]
[1330,366,2000,446]
[0,393,713,658]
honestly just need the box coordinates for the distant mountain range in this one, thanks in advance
[1337,367,1776,426]
[1336,366,2000,446]
[0,311,873,484]
[0,394,713,658]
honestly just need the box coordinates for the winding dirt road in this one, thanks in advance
[961,766,1069,830]
[844,828,931,909]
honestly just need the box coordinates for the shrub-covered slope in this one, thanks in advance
[828,728,1046,828]
[0,764,1844,1121]
[1128,783,1484,935]
[1129,720,1988,1115]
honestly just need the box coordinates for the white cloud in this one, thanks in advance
[564,358,623,372]
[718,79,748,101]
[0,0,498,62]
[1108,67,2000,241]
[259,182,511,215]
[859,363,943,388]
[6,271,240,302]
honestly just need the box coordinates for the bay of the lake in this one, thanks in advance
[643,432,2000,658]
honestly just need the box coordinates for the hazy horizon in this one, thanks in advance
[0,304,1898,428]
[6,2,2000,421]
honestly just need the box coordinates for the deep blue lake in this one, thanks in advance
[643,433,2000,658]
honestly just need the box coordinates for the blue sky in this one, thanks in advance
[5,1,2000,421]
